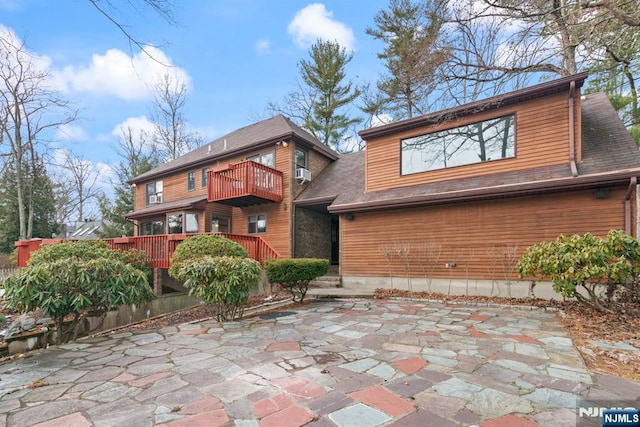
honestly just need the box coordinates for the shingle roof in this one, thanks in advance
[131,115,338,183]
[125,196,207,220]
[296,91,640,214]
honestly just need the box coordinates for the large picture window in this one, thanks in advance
[248,214,266,234]
[401,114,515,175]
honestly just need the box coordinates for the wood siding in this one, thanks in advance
[231,144,292,257]
[365,92,578,192]
[340,186,631,280]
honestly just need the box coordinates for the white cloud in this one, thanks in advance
[0,25,54,80]
[50,46,191,101]
[112,115,156,141]
[96,162,116,186]
[55,123,88,141]
[287,3,355,51]
[111,116,157,154]
[255,39,271,54]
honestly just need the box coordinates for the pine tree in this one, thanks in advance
[0,155,58,253]
[299,40,362,149]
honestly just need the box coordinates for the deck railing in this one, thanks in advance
[15,233,281,268]
[208,161,283,204]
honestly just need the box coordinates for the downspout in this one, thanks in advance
[625,177,637,235]
[569,80,579,177]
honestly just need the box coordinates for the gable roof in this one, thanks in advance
[131,115,338,184]
[296,91,640,214]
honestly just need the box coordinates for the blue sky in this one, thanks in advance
[1,0,388,188]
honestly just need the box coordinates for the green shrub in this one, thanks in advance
[27,240,152,283]
[179,256,262,321]
[518,229,640,313]
[28,240,112,265]
[169,235,248,280]
[264,258,329,302]
[4,258,154,344]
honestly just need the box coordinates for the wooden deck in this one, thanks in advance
[208,161,283,206]
[15,232,281,268]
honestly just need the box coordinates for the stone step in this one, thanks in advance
[309,275,342,288]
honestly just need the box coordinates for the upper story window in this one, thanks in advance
[187,171,196,191]
[295,148,307,169]
[247,151,275,168]
[145,181,163,205]
[401,114,515,175]
[201,167,209,187]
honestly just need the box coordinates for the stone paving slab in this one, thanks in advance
[1,299,639,426]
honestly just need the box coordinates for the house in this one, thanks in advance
[295,72,640,297]
[16,72,640,298]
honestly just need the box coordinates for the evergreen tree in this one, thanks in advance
[0,155,58,252]
[366,0,447,119]
[299,40,362,149]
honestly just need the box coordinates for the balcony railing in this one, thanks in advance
[208,161,283,206]
[15,233,281,269]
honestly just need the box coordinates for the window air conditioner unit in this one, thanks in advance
[149,194,162,204]
[295,167,311,183]
[156,194,163,203]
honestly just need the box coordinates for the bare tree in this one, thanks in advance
[0,32,76,240]
[581,0,640,27]
[150,72,202,161]
[59,151,102,222]
[88,0,176,55]
[99,125,160,237]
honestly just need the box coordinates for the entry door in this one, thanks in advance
[331,217,339,265]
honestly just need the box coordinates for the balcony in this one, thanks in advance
[208,161,283,207]
[15,233,281,269]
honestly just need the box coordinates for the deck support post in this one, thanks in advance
[153,268,163,296]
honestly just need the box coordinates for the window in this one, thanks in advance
[145,181,163,205]
[168,214,183,234]
[247,151,275,167]
[401,114,515,175]
[248,214,266,234]
[201,167,209,187]
[185,213,199,233]
[140,220,165,235]
[187,171,196,191]
[295,148,307,169]
[211,215,230,233]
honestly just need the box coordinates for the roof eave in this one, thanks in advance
[328,168,640,214]
[359,72,588,141]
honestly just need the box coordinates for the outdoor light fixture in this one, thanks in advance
[276,140,289,147]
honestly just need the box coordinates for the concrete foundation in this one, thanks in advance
[341,276,559,300]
